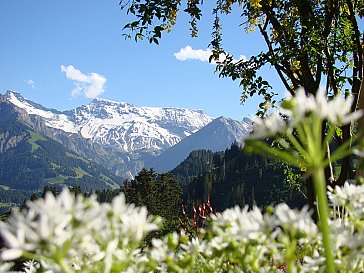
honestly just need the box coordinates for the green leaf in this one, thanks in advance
[244,140,305,168]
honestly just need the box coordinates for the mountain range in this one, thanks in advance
[1,91,252,179]
[0,99,125,212]
[145,116,253,172]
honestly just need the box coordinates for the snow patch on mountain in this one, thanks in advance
[5,91,213,154]
[7,91,77,133]
[145,116,253,172]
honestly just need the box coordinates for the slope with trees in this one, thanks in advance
[171,144,305,211]
[120,0,363,212]
[0,101,123,205]
[96,168,183,236]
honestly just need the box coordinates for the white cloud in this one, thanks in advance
[237,55,248,62]
[25,79,36,89]
[61,65,106,99]
[174,45,212,62]
[174,45,247,64]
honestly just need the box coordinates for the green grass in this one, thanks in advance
[28,130,47,152]
[66,152,89,163]
[0,185,11,190]
[99,174,121,189]
[99,173,113,183]
[43,169,119,189]
[103,180,119,189]
[50,162,60,169]
[0,202,17,208]
[44,176,68,184]
[74,167,90,178]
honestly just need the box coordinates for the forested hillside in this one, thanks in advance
[96,168,182,237]
[171,144,306,211]
[0,102,123,210]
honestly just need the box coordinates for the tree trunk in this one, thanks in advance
[357,69,364,177]
[335,124,352,186]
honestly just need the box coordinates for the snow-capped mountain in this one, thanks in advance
[5,91,213,154]
[2,91,252,178]
[145,116,253,172]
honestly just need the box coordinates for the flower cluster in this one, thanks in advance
[327,183,364,271]
[1,183,364,272]
[0,189,160,273]
[246,88,363,273]
[250,88,362,140]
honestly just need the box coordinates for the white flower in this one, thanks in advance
[314,89,330,120]
[249,111,287,139]
[287,87,362,125]
[23,260,39,273]
[289,87,317,121]
[328,182,364,224]
[0,262,14,273]
[182,237,207,255]
[3,182,364,272]
[104,239,118,273]
[274,204,317,237]
[302,255,325,272]
[150,238,167,261]
[0,188,161,272]
[249,87,362,146]
[212,206,276,245]
[208,236,228,251]
[328,95,363,124]
[0,216,29,260]
[328,182,364,207]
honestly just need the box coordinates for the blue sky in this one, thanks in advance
[0,1,284,120]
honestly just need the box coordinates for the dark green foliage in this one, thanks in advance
[171,150,214,187]
[122,168,183,236]
[0,188,31,214]
[0,134,122,192]
[171,144,305,212]
[0,188,30,204]
[0,140,44,190]
[95,168,183,235]
[95,188,122,203]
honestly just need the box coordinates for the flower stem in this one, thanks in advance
[286,239,296,273]
[58,257,73,273]
[311,167,335,273]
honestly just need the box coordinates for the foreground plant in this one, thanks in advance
[0,189,161,273]
[245,88,362,273]
[0,191,319,272]
[1,181,364,272]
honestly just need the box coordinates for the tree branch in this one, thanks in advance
[258,23,293,93]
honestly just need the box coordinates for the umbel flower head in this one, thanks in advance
[250,88,362,140]
[246,88,362,171]
[1,183,364,272]
[0,188,161,273]
[246,88,363,273]
[283,88,362,126]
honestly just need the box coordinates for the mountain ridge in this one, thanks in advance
[2,90,252,178]
[4,90,213,154]
[0,100,124,210]
[145,116,253,172]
